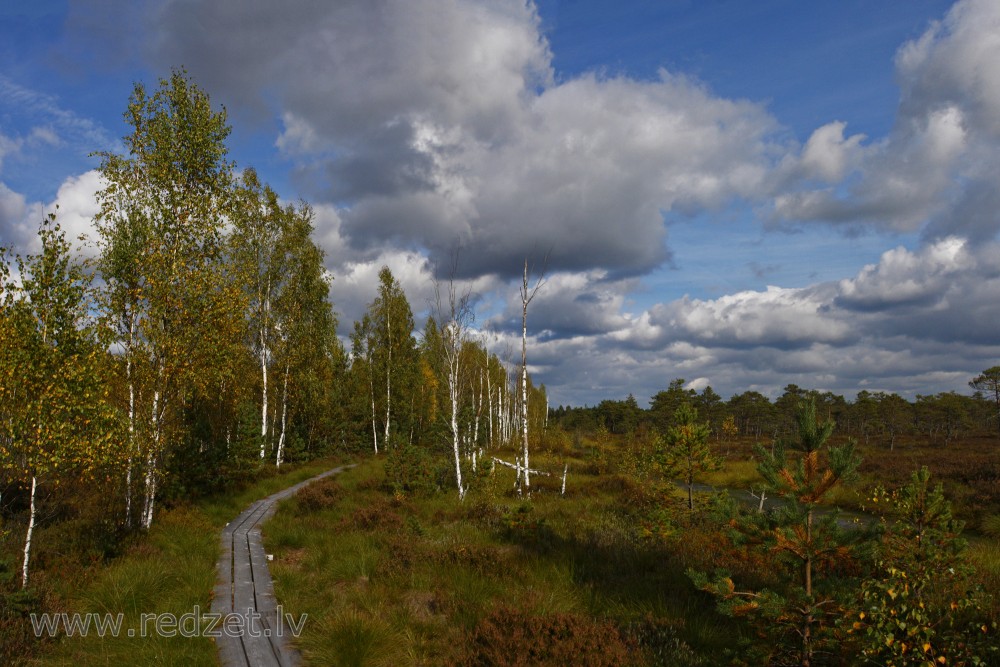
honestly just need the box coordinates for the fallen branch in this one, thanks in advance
[491,457,551,476]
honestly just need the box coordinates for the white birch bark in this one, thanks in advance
[369,357,379,454]
[20,475,36,588]
[142,447,157,529]
[486,361,494,448]
[259,287,270,459]
[125,317,136,527]
[473,371,482,446]
[384,307,392,447]
[142,379,163,530]
[276,365,289,467]
[521,261,531,492]
[449,337,465,500]
[518,258,545,495]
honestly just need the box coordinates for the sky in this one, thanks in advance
[2,0,999,408]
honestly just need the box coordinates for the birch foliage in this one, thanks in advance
[0,218,124,587]
[94,69,237,528]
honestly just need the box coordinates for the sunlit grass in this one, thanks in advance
[32,458,344,666]
[969,536,1000,614]
[266,456,735,665]
[700,458,761,488]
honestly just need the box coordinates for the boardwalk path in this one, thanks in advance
[211,465,353,667]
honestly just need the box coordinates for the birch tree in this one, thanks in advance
[518,258,545,494]
[351,315,380,453]
[0,218,123,587]
[230,169,287,459]
[433,263,475,500]
[359,267,418,450]
[94,69,235,528]
[270,204,338,466]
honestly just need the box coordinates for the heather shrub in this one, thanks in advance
[295,478,344,513]
[454,606,634,667]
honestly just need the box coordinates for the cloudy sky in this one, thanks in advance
[2,0,999,407]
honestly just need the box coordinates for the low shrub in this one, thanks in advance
[296,478,344,513]
[383,444,441,496]
[454,606,635,667]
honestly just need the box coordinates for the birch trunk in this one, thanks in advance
[521,300,530,493]
[125,317,136,527]
[385,307,392,448]
[276,365,289,467]
[142,382,163,530]
[473,372,482,446]
[20,475,37,588]
[369,360,379,454]
[260,284,271,459]
[450,358,465,500]
[487,364,494,448]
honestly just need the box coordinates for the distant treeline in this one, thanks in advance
[551,377,999,447]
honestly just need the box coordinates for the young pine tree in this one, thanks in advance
[691,398,862,666]
[660,403,720,513]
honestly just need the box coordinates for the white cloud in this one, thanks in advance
[0,171,102,256]
[772,0,1000,239]
[142,0,782,280]
[0,182,28,231]
[836,237,969,309]
[798,121,867,183]
[49,0,1000,406]
[536,237,1000,404]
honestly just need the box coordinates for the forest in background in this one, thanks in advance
[1,71,998,665]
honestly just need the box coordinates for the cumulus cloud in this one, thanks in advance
[773,0,1000,240]
[134,0,782,281]
[586,238,1000,402]
[486,269,635,338]
[50,0,1000,406]
[795,121,867,184]
[0,171,102,256]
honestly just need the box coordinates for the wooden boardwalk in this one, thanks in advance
[211,465,352,667]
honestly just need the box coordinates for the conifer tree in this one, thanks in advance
[692,398,861,666]
[661,403,720,512]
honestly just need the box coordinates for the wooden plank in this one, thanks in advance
[211,465,354,667]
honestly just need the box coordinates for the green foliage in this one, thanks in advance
[0,217,126,587]
[854,467,998,664]
[693,398,863,665]
[384,444,442,496]
[659,403,720,512]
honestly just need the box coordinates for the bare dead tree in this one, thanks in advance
[519,255,547,495]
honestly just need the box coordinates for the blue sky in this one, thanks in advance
[2,0,999,407]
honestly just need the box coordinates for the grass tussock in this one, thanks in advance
[24,458,343,667]
[266,455,733,666]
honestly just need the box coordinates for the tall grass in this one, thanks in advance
[29,458,342,666]
[265,457,735,665]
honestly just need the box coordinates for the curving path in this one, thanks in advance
[212,465,353,667]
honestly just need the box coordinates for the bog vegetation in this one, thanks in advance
[1,72,999,665]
